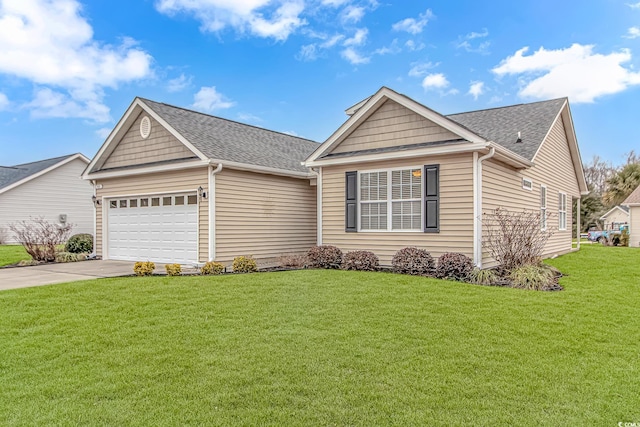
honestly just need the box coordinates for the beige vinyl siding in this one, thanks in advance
[95,168,209,262]
[101,112,196,170]
[0,158,93,243]
[602,208,629,229]
[630,206,640,247]
[482,114,580,266]
[322,153,474,265]
[215,169,317,263]
[330,100,459,154]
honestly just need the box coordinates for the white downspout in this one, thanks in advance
[576,197,581,250]
[310,167,322,245]
[90,179,97,258]
[475,147,495,268]
[208,162,223,261]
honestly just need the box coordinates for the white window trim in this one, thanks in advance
[522,177,533,191]
[540,184,547,231]
[357,166,424,232]
[558,191,567,231]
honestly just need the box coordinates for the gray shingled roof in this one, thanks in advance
[447,98,566,161]
[623,185,640,205]
[0,154,77,191]
[141,99,320,174]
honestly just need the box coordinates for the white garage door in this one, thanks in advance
[107,193,198,264]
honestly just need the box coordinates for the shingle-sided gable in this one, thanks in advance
[327,99,460,155]
[141,99,320,174]
[447,98,566,161]
[623,185,640,205]
[99,110,198,171]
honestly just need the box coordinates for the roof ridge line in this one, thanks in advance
[138,97,320,145]
[447,97,567,116]
[10,153,78,168]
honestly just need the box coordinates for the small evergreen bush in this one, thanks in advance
[165,263,182,276]
[307,245,343,269]
[232,255,257,273]
[435,253,474,281]
[65,233,93,254]
[342,250,379,271]
[201,261,225,275]
[134,261,155,276]
[391,247,434,275]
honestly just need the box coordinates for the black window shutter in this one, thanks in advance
[345,171,357,232]
[424,164,439,233]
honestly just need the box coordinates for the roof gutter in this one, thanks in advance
[208,158,313,179]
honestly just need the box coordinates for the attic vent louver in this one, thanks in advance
[140,116,151,139]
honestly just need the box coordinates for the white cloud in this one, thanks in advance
[237,112,263,123]
[297,44,318,61]
[493,44,640,103]
[341,47,370,64]
[321,34,344,48]
[405,40,425,51]
[155,0,306,41]
[624,26,640,39]
[344,28,368,46]
[628,2,640,8]
[95,127,112,139]
[456,28,490,54]
[321,0,349,6]
[296,33,344,61]
[167,73,192,92]
[192,86,235,112]
[0,0,152,122]
[421,73,449,90]
[392,9,433,35]
[408,62,438,77]
[468,81,485,100]
[0,92,9,110]
[341,5,365,23]
[373,39,400,55]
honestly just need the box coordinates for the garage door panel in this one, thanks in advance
[107,194,198,264]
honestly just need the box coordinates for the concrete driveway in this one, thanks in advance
[0,260,136,291]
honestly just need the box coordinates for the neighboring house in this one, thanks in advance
[622,185,640,247]
[599,205,629,231]
[0,154,93,243]
[304,87,589,267]
[82,98,319,265]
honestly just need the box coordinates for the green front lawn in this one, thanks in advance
[0,245,638,425]
[0,244,30,267]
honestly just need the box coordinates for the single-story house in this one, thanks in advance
[622,185,640,247]
[84,87,588,267]
[0,153,94,243]
[599,205,629,231]
[304,87,588,267]
[82,98,319,264]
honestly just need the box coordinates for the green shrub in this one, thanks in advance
[435,253,474,281]
[509,265,556,291]
[201,261,225,275]
[55,252,85,263]
[307,245,343,269]
[469,268,498,285]
[165,263,182,276]
[342,250,379,271]
[232,256,257,273]
[65,233,93,254]
[134,261,155,276]
[392,247,435,275]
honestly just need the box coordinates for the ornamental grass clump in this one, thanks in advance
[391,247,434,275]
[307,245,343,269]
[232,256,258,273]
[134,261,155,276]
[435,253,474,281]
[469,268,499,286]
[201,261,224,275]
[342,250,379,271]
[509,264,557,291]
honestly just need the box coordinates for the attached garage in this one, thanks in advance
[106,193,199,264]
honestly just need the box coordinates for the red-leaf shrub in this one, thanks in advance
[342,250,379,271]
[392,247,434,275]
[435,252,474,281]
[307,245,343,269]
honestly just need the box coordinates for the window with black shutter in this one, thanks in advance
[345,171,357,232]
[424,164,439,233]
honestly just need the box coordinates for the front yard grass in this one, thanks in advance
[0,245,638,425]
[0,245,30,267]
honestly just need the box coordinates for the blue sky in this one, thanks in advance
[1,0,640,166]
